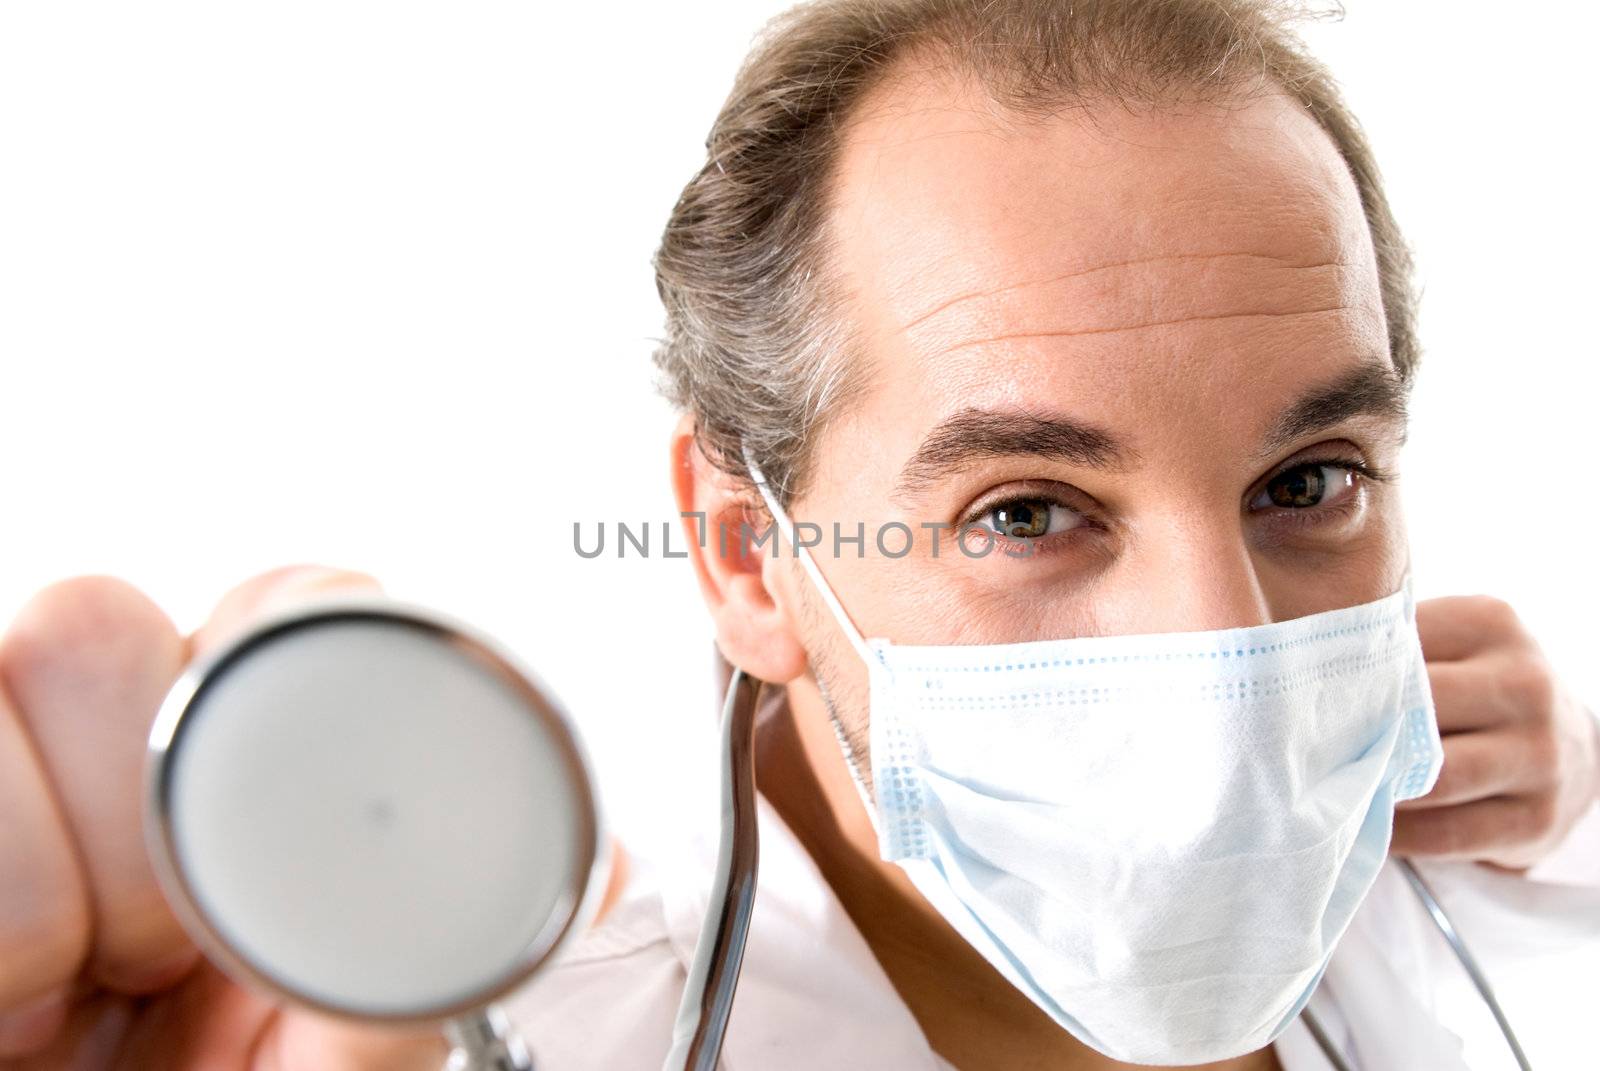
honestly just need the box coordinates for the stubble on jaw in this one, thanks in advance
[787,553,877,802]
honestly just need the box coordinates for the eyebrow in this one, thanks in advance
[892,357,1410,501]
[1259,357,1410,460]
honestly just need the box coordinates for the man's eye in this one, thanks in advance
[974,497,1084,539]
[1250,463,1358,511]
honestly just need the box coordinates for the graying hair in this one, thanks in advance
[651,0,1419,509]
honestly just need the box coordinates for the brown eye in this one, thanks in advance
[976,497,1081,539]
[1252,464,1356,511]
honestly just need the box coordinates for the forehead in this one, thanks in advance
[822,68,1386,458]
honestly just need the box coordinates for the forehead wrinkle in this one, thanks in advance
[898,251,1347,335]
[833,99,1374,364]
[924,301,1355,362]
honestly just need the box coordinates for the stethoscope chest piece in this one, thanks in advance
[144,595,606,1070]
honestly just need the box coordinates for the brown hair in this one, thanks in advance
[652,0,1418,507]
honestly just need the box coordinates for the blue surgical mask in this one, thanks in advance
[745,452,1443,1066]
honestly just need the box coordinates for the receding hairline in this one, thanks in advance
[822,61,1369,278]
[650,0,1420,510]
[807,52,1383,422]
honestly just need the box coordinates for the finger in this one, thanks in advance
[266,1012,450,1071]
[103,959,278,1069]
[594,836,631,925]
[1425,657,1542,733]
[21,960,300,1071]
[190,563,384,658]
[0,577,199,997]
[1396,730,1544,810]
[118,897,444,1071]
[1390,794,1553,863]
[0,991,135,1069]
[1,567,383,1005]
[0,987,70,1061]
[1415,594,1528,664]
[0,678,89,1047]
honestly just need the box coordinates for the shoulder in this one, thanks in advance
[500,881,686,1071]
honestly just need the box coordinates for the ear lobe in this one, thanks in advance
[670,416,809,684]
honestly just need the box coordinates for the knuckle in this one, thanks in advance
[0,576,177,688]
[1522,793,1560,840]
[1502,653,1557,719]
[1470,594,1522,634]
[1523,725,1562,781]
[1450,741,1487,781]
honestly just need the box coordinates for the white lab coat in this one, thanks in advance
[504,728,1600,1070]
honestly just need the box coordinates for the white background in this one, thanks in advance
[1,4,1596,1066]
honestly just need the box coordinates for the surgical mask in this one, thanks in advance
[745,457,1443,1066]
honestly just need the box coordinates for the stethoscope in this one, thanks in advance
[1300,859,1532,1071]
[144,596,1532,1071]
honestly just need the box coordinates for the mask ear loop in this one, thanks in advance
[741,445,883,824]
[741,445,880,670]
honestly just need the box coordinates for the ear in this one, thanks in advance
[670,414,809,684]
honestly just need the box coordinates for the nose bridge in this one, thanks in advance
[1127,511,1269,635]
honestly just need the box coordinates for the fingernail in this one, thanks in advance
[260,566,381,613]
[0,988,68,1057]
[272,564,359,595]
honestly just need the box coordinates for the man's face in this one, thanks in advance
[764,69,1412,767]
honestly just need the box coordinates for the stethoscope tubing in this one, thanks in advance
[663,669,762,1071]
